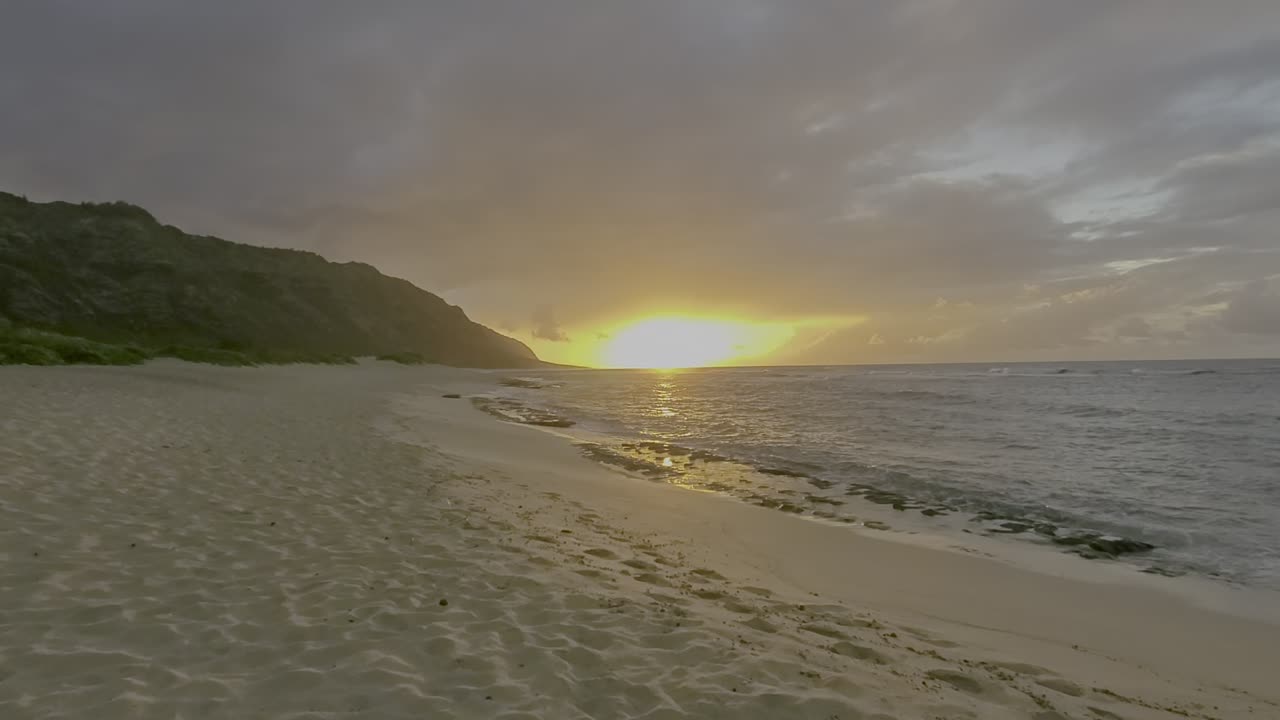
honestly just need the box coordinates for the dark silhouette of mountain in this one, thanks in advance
[0,192,540,367]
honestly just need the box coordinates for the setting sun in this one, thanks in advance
[598,316,793,369]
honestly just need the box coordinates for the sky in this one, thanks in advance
[3,1,1279,366]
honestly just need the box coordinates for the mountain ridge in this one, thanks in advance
[0,191,542,368]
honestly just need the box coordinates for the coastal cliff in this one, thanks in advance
[0,192,539,367]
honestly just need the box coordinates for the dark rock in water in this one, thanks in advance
[859,489,913,509]
[748,496,806,514]
[758,466,812,479]
[920,508,948,517]
[1187,369,1216,375]
[1053,368,1071,374]
[1053,532,1156,558]
[688,449,730,463]
[638,441,695,457]
[806,477,835,490]
[1032,522,1058,537]
[499,377,546,389]
[1141,566,1185,578]
[1051,533,1097,547]
[805,495,845,507]
[1087,537,1156,557]
[577,443,676,478]
[991,521,1033,534]
[471,396,575,428]
[441,393,462,399]
[1073,549,1108,561]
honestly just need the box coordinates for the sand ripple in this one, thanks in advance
[0,364,1260,719]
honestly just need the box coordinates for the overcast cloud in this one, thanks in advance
[3,1,1279,362]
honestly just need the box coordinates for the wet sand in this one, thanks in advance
[2,361,1278,719]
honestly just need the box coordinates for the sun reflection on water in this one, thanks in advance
[650,378,679,418]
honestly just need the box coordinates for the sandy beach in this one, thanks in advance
[2,361,1279,719]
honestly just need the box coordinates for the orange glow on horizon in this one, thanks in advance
[596,316,794,369]
[522,312,862,369]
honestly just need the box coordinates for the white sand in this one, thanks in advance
[2,362,1278,719]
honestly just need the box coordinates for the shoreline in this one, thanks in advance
[409,366,1280,707]
[3,361,1277,718]
[413,370,1280,707]
[533,407,1280,627]
[473,374,1280,606]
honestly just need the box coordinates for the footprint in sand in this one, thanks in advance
[583,548,617,559]
[721,600,756,614]
[925,669,988,695]
[740,586,773,597]
[800,623,849,640]
[987,661,1052,677]
[798,603,847,616]
[901,626,958,647]
[1036,677,1085,697]
[740,616,777,633]
[830,641,888,664]
[690,568,726,581]
[634,573,673,588]
[622,558,658,571]
[646,592,686,606]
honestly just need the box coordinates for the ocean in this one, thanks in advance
[480,359,1280,589]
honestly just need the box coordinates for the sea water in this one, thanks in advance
[484,360,1280,589]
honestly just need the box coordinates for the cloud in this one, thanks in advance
[1114,317,1154,339]
[531,306,569,342]
[3,2,1280,361]
[1217,279,1280,336]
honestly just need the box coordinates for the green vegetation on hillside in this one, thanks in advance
[375,351,429,365]
[0,325,149,366]
[0,191,542,368]
[0,323,358,367]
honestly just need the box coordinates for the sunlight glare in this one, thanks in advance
[599,316,792,369]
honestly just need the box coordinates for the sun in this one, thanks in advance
[598,316,793,369]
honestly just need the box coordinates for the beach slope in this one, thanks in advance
[1,362,1277,719]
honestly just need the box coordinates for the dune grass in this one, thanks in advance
[0,327,149,366]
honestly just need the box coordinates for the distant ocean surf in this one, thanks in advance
[479,360,1280,589]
